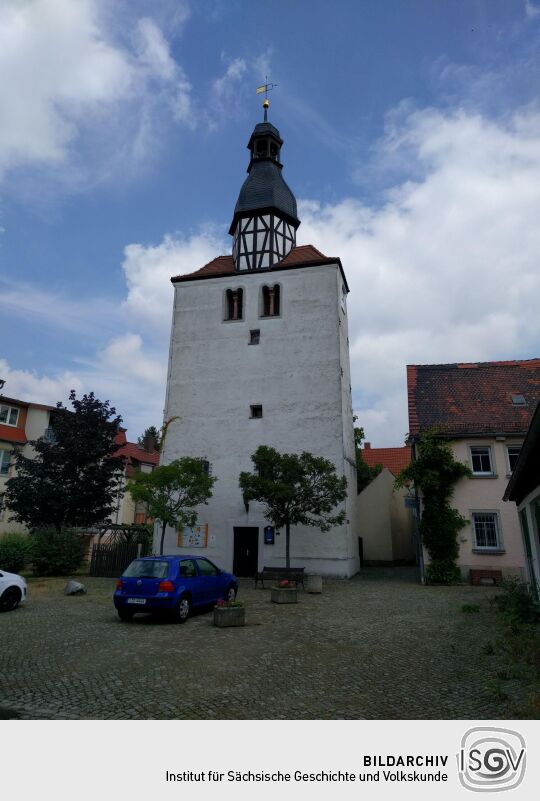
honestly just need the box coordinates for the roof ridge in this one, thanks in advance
[408,357,540,369]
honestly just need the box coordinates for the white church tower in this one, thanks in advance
[159,104,359,577]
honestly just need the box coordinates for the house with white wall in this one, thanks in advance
[407,359,540,584]
[357,445,415,565]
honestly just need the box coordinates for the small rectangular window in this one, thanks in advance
[507,445,521,473]
[0,450,11,475]
[250,405,263,419]
[511,394,526,406]
[249,330,260,345]
[472,512,502,550]
[470,446,494,475]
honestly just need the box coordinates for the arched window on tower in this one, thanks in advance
[261,284,280,317]
[225,288,243,321]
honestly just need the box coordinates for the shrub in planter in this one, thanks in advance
[0,533,32,573]
[29,528,87,576]
[214,598,245,627]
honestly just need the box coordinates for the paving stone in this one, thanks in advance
[0,568,521,719]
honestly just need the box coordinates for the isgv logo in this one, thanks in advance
[457,727,526,792]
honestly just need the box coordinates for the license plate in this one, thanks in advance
[127,598,146,605]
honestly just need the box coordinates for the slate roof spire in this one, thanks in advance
[230,109,300,271]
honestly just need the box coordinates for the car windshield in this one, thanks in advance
[123,560,169,579]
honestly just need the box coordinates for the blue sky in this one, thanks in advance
[1,0,540,445]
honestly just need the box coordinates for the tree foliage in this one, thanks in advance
[353,418,383,493]
[395,430,471,584]
[29,528,87,576]
[5,391,124,532]
[126,458,216,555]
[239,445,348,568]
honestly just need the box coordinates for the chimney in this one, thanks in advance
[142,434,157,452]
[364,442,371,449]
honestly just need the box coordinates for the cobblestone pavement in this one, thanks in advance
[0,568,520,719]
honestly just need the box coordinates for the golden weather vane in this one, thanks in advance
[256,77,277,121]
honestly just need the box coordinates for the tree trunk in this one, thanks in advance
[285,520,290,569]
[159,521,167,555]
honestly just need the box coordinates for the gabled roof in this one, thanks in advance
[0,394,55,412]
[407,359,540,438]
[171,244,346,288]
[362,445,411,476]
[114,433,159,476]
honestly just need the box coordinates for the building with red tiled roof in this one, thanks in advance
[406,359,540,584]
[362,444,412,476]
[112,430,160,525]
[0,393,56,534]
[357,444,415,567]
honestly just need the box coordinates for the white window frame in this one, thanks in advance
[506,444,522,475]
[471,510,504,552]
[0,449,11,476]
[0,404,19,427]
[469,445,495,476]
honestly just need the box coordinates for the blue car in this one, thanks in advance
[114,555,238,623]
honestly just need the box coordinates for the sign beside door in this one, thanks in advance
[178,524,208,548]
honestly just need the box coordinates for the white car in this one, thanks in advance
[0,569,27,612]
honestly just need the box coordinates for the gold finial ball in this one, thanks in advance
[263,99,269,109]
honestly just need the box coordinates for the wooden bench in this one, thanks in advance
[254,566,306,590]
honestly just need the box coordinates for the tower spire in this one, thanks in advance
[256,78,277,122]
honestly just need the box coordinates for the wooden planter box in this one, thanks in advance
[213,606,245,627]
[271,586,298,604]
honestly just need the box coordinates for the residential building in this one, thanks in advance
[504,401,540,599]
[112,430,160,525]
[0,393,55,534]
[358,444,415,565]
[407,359,540,584]
[160,111,359,576]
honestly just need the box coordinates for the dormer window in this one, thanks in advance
[225,288,243,321]
[261,284,281,317]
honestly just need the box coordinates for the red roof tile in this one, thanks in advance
[362,446,411,475]
[171,244,340,283]
[116,440,160,467]
[0,424,26,444]
[407,359,540,437]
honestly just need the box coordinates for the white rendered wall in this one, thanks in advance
[159,262,360,577]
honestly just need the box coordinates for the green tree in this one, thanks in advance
[353,416,382,492]
[5,391,124,532]
[126,459,216,555]
[395,430,471,583]
[137,425,160,450]
[239,445,348,568]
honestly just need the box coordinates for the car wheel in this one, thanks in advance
[225,585,237,602]
[117,608,134,622]
[175,594,191,623]
[0,587,22,613]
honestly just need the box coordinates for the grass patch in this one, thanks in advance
[461,603,480,613]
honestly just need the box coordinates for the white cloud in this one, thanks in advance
[525,0,540,19]
[0,357,83,408]
[0,0,196,183]
[298,106,540,446]
[121,229,227,334]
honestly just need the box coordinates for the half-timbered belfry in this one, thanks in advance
[160,96,359,578]
[230,120,299,271]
